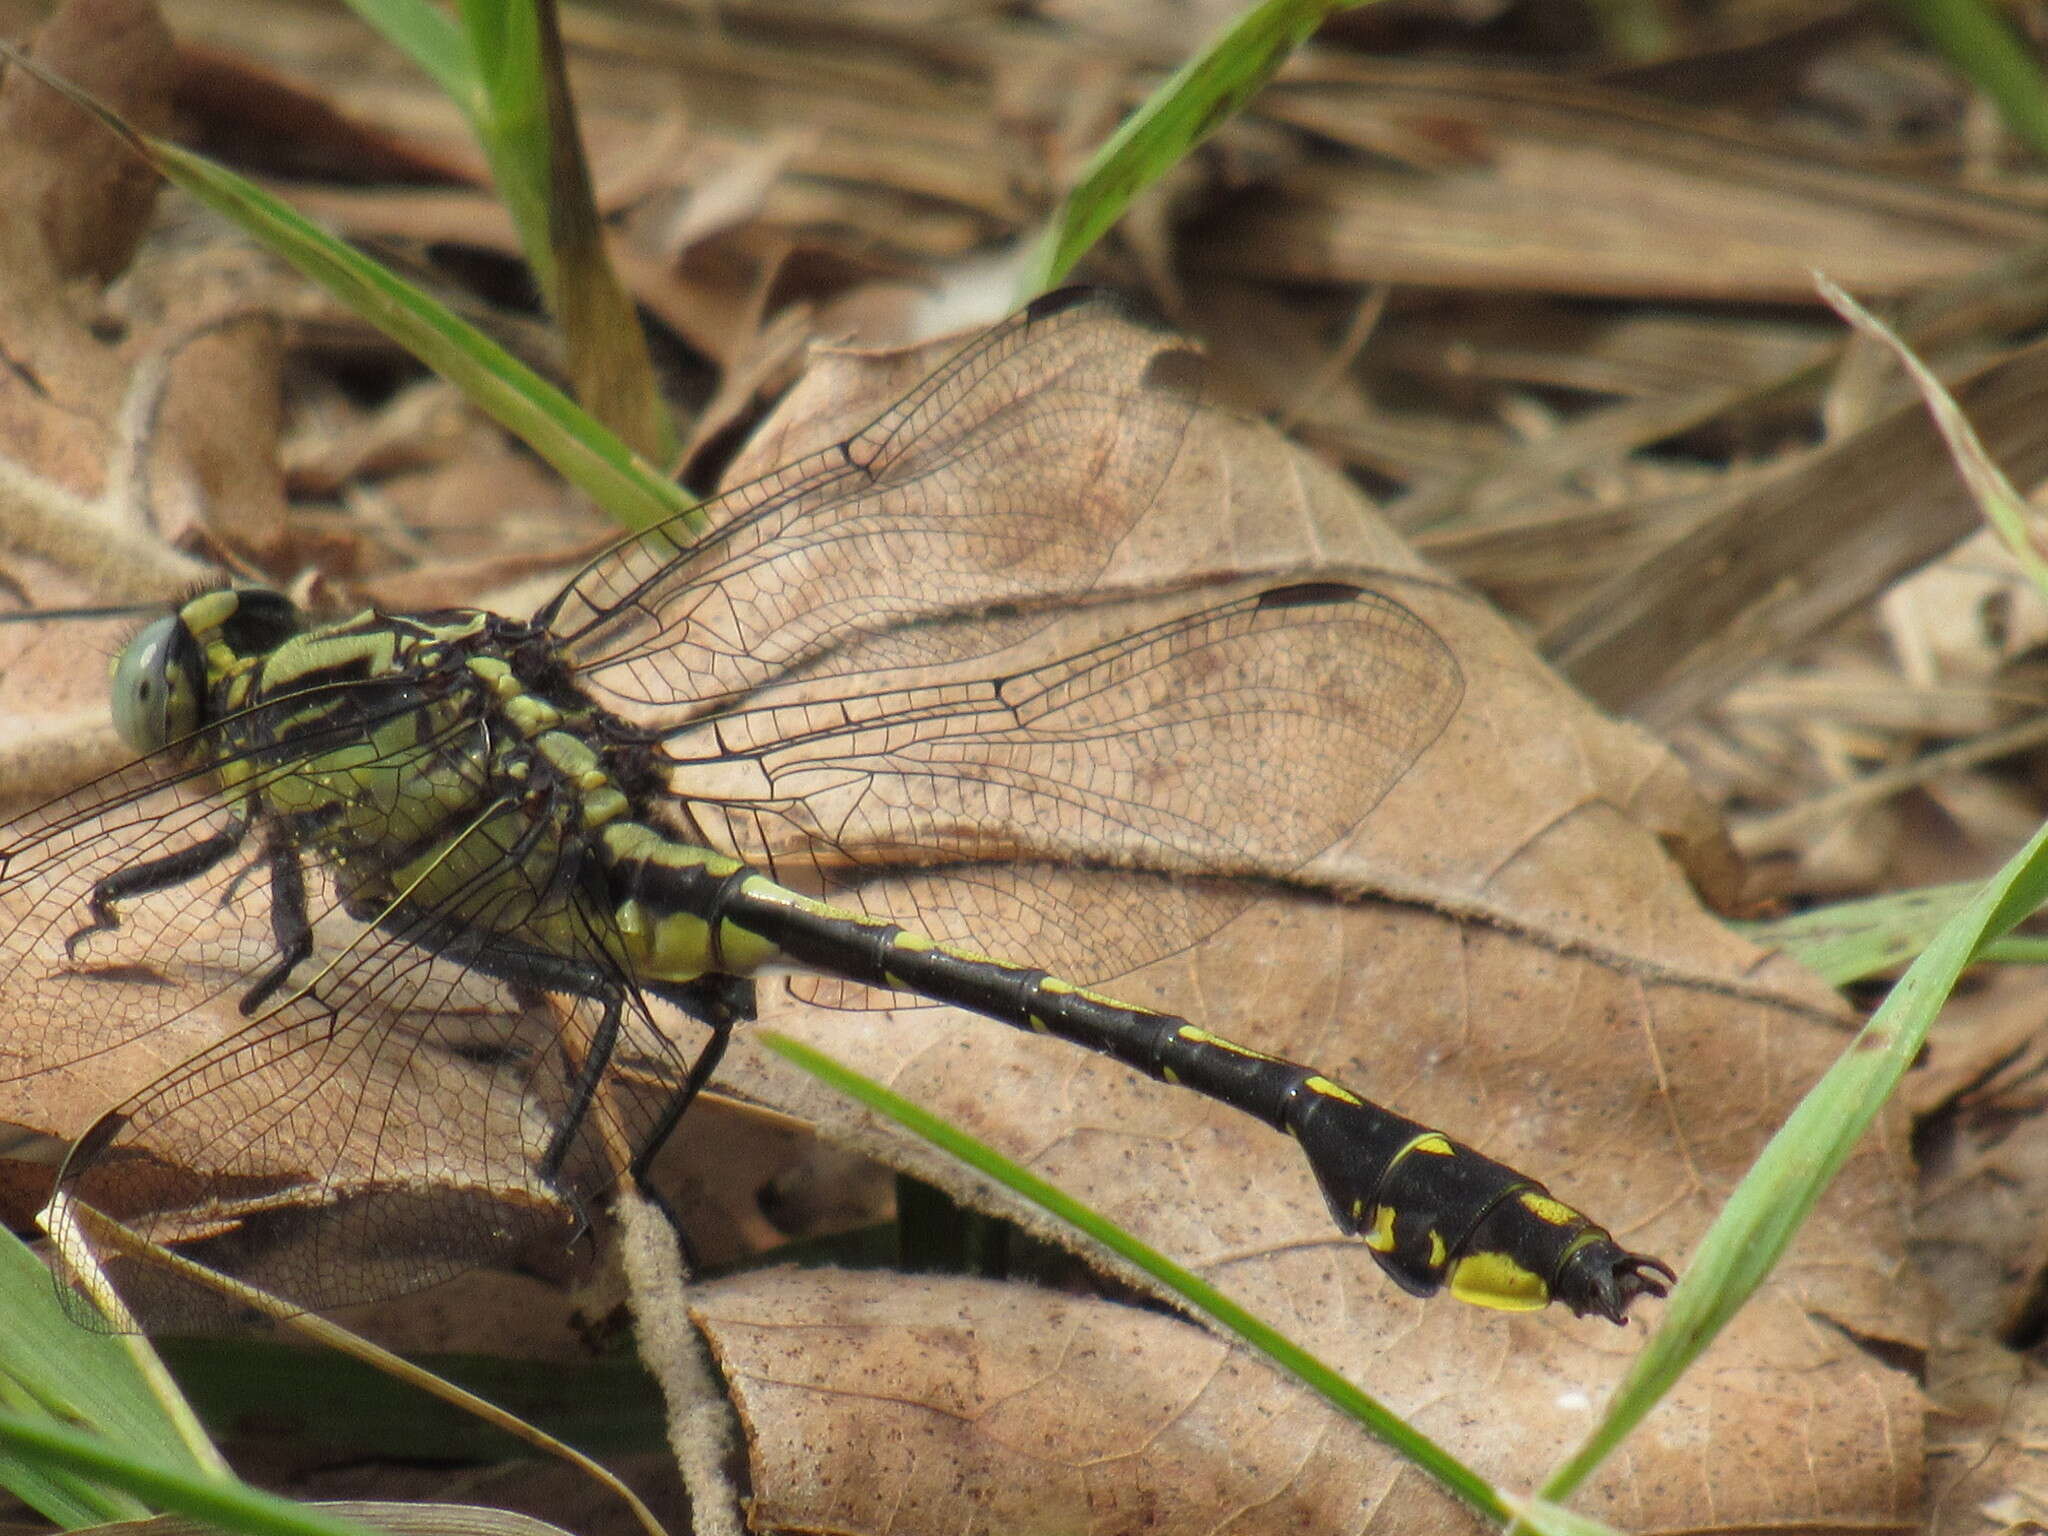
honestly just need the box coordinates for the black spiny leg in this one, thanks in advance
[620,976,756,1272]
[235,842,314,1018]
[630,974,755,1187]
[358,896,756,1267]
[540,981,627,1187]
[65,819,250,957]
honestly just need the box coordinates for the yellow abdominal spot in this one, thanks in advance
[1038,975,1130,1009]
[1176,1026,1277,1062]
[1519,1192,1582,1228]
[1447,1251,1551,1312]
[1302,1075,1361,1106]
[1363,1205,1397,1253]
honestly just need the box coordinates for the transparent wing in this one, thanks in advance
[0,296,1462,1324]
[659,582,1463,1004]
[0,693,693,1327]
[543,288,1202,726]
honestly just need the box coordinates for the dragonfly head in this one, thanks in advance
[110,587,302,754]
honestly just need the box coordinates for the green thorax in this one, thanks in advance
[164,588,669,972]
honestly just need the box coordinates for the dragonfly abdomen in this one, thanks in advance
[692,869,1670,1322]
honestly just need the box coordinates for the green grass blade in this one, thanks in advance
[1019,0,1376,296]
[755,1030,1511,1524]
[1738,882,1980,985]
[0,1413,383,1536]
[1503,1493,1630,1536]
[0,1225,222,1525]
[337,0,473,106]
[1581,0,1671,62]
[1892,0,2048,162]
[1545,813,2048,1498]
[354,0,678,467]
[151,135,683,531]
[0,44,685,535]
[509,0,678,467]
[1738,880,2048,984]
[456,0,553,298]
[1820,274,2048,600]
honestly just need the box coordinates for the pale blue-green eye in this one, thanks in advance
[110,614,199,754]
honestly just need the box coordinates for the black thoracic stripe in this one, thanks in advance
[605,844,736,913]
[224,677,432,772]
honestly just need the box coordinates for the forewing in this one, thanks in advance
[661,583,1462,1000]
[545,290,1201,725]
[0,691,691,1326]
[45,848,684,1329]
[1,750,300,1089]
[0,679,498,1085]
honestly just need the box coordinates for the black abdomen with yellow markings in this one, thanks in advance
[0,287,1670,1327]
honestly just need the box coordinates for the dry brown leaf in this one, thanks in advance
[0,0,172,289]
[0,5,290,599]
[1926,1338,2048,1536]
[0,282,1923,1528]
[0,0,237,798]
[561,319,1921,1533]
[691,1268,1425,1534]
[1904,969,2048,1535]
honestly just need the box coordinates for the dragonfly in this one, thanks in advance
[0,287,1672,1329]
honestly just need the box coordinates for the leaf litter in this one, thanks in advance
[8,0,2048,1532]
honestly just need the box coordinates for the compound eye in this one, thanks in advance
[110,614,203,754]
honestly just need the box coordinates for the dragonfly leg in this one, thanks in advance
[235,843,313,1017]
[619,988,749,1278]
[65,819,248,956]
[539,983,623,1185]
[629,974,753,1186]
[540,974,746,1275]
